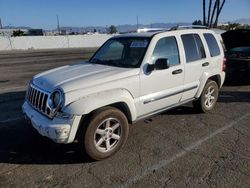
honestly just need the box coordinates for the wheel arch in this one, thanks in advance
[63,89,137,122]
[196,73,222,98]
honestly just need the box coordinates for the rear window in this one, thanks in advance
[181,34,206,63]
[203,33,221,57]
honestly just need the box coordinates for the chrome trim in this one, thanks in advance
[143,85,198,104]
[26,83,51,118]
[135,98,195,123]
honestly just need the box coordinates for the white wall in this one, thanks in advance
[0,34,113,50]
[0,37,12,50]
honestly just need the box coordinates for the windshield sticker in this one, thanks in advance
[130,41,148,48]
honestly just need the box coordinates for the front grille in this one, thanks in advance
[26,84,51,117]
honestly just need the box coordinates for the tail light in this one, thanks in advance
[222,57,227,71]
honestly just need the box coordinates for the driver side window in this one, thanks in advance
[151,36,180,67]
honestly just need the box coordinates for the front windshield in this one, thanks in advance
[90,37,150,68]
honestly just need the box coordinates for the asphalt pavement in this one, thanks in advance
[0,48,249,188]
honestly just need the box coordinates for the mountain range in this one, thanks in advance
[57,22,191,33]
[234,18,250,25]
[2,18,250,33]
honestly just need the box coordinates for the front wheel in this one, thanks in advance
[78,107,129,161]
[193,80,219,113]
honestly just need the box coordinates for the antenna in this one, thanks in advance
[57,15,60,34]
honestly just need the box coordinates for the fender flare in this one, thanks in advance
[63,89,137,121]
[195,71,224,98]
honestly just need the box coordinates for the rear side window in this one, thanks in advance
[181,34,206,63]
[203,33,221,57]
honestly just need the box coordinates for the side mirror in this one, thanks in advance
[146,64,155,72]
[155,58,170,70]
[146,58,170,73]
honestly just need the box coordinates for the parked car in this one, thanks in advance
[222,29,250,81]
[23,27,225,160]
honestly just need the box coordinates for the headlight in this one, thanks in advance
[49,89,64,110]
[53,91,61,107]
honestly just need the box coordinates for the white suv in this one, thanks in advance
[22,28,225,160]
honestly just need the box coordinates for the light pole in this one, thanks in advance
[137,16,139,30]
[57,15,60,35]
[0,18,2,29]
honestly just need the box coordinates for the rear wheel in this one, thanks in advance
[78,107,129,160]
[193,80,219,113]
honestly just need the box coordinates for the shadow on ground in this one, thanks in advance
[0,82,249,165]
[0,91,90,165]
[0,119,91,165]
[224,74,250,86]
[219,91,250,103]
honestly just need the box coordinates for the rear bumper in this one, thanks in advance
[22,101,81,144]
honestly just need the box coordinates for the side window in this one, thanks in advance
[152,36,180,67]
[203,33,221,57]
[181,34,206,63]
[194,34,206,59]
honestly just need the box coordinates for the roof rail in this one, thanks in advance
[136,25,208,33]
[169,25,208,31]
[137,28,168,33]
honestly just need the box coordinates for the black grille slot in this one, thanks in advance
[26,84,50,117]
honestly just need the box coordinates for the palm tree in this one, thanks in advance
[207,0,213,26]
[209,0,218,27]
[214,0,226,27]
[203,0,226,28]
[203,0,206,25]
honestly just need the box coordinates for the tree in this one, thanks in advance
[217,22,241,31]
[202,0,226,28]
[193,20,203,25]
[109,25,117,34]
[12,30,25,37]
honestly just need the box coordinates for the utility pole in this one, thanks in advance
[57,15,60,35]
[137,16,139,30]
[0,18,2,29]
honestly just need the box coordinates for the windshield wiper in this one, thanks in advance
[91,58,114,65]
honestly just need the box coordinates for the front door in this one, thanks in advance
[138,36,184,117]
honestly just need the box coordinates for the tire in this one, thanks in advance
[193,80,219,113]
[78,107,129,161]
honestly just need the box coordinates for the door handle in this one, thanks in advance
[202,62,210,67]
[172,69,183,75]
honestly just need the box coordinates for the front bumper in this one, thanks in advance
[22,101,81,144]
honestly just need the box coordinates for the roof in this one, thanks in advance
[113,25,214,39]
[113,32,159,38]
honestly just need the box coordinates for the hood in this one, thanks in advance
[33,61,139,93]
[222,29,250,51]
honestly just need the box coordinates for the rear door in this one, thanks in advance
[180,33,210,101]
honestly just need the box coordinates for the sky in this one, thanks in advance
[0,0,249,29]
